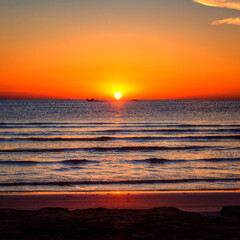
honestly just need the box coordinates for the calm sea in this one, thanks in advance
[0,100,239,192]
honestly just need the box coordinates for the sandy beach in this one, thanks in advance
[1,191,240,213]
[1,191,240,239]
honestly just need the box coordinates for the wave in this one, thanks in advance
[1,134,239,142]
[129,135,240,141]
[0,157,238,166]
[0,160,39,165]
[0,148,76,153]
[100,128,240,134]
[14,136,112,142]
[0,145,212,153]
[0,125,85,129]
[1,123,240,134]
[0,122,116,126]
[1,122,239,127]
[102,129,198,133]
[201,157,240,162]
[169,124,240,128]
[60,159,95,165]
[1,178,240,186]
[0,136,114,142]
[178,135,240,140]
[132,157,240,164]
[124,135,240,141]
[0,159,97,165]
[87,146,210,152]
[132,158,179,164]
[54,166,83,172]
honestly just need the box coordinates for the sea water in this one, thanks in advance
[0,99,239,192]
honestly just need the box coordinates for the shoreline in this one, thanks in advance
[1,191,240,214]
[1,189,239,194]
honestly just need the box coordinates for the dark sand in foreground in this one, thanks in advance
[1,192,240,239]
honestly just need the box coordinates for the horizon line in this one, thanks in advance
[0,98,239,100]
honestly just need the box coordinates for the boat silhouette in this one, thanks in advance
[86,98,100,102]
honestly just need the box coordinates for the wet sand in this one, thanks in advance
[1,191,240,239]
[1,191,240,213]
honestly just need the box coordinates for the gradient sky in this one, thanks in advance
[0,0,239,99]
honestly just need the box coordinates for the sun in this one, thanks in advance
[114,92,122,100]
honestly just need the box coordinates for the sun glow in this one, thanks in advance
[114,92,122,100]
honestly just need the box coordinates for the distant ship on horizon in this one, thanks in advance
[86,98,100,102]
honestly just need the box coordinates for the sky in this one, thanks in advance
[0,0,239,99]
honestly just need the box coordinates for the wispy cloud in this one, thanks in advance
[193,0,240,10]
[193,0,240,26]
[212,17,240,25]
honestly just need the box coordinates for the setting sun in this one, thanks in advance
[114,92,122,100]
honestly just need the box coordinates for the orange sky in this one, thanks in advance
[0,0,239,99]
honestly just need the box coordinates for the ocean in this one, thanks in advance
[0,99,239,192]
